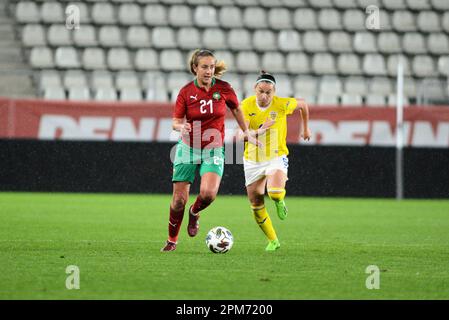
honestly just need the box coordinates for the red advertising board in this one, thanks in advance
[1,97,449,147]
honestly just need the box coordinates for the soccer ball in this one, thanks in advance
[205,226,234,254]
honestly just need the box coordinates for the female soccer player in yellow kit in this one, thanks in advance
[240,71,311,251]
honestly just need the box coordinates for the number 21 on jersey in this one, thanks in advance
[200,99,213,114]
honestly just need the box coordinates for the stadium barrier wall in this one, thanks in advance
[1,97,448,198]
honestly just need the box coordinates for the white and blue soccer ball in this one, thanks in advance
[205,226,234,254]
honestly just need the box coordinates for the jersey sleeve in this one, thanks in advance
[282,97,298,115]
[223,82,239,110]
[173,90,186,118]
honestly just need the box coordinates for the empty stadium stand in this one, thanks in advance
[3,0,449,105]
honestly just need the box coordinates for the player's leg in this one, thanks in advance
[267,169,288,220]
[187,172,221,237]
[247,177,280,251]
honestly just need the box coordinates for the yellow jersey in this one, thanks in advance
[242,95,297,162]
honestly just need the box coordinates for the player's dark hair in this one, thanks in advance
[189,49,227,78]
[256,70,276,85]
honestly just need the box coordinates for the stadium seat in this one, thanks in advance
[115,71,140,89]
[177,28,201,50]
[159,49,184,71]
[16,2,40,23]
[274,74,294,96]
[118,3,142,25]
[382,0,406,9]
[353,32,377,53]
[167,72,191,92]
[91,2,117,24]
[344,76,368,94]
[261,52,285,73]
[286,53,310,73]
[402,33,427,54]
[194,6,218,27]
[98,26,124,47]
[243,7,267,29]
[342,9,365,31]
[143,4,168,26]
[243,74,258,97]
[318,9,342,31]
[443,13,449,33]
[268,8,292,30]
[317,93,339,105]
[68,87,91,101]
[319,76,343,95]
[218,6,243,29]
[282,0,308,8]
[22,24,46,47]
[39,70,62,90]
[203,29,227,50]
[126,26,151,48]
[308,0,334,8]
[333,0,358,8]
[312,53,337,75]
[43,86,66,100]
[438,56,449,76]
[365,95,387,107]
[427,34,449,55]
[387,94,410,107]
[357,0,381,7]
[55,47,80,69]
[120,88,143,102]
[234,0,259,6]
[47,25,72,46]
[63,70,88,88]
[369,77,393,95]
[151,27,176,48]
[392,11,416,32]
[403,77,417,97]
[406,0,431,9]
[214,50,235,72]
[303,31,327,52]
[386,55,412,77]
[95,88,118,101]
[341,93,363,106]
[328,32,352,53]
[107,48,133,70]
[377,33,402,54]
[168,5,193,27]
[259,0,284,7]
[337,54,362,75]
[294,75,318,95]
[82,48,107,70]
[412,55,437,77]
[379,11,393,31]
[418,78,448,102]
[69,2,91,24]
[363,54,387,76]
[210,0,235,6]
[253,30,277,51]
[278,30,302,52]
[220,72,242,92]
[236,52,260,72]
[41,2,64,24]
[91,70,114,89]
[134,49,158,71]
[431,0,449,10]
[73,25,98,47]
[293,9,317,30]
[417,11,441,32]
[229,29,252,51]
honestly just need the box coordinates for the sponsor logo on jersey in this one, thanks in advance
[212,92,221,100]
[270,111,277,120]
[190,94,198,101]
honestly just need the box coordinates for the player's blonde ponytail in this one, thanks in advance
[188,49,227,78]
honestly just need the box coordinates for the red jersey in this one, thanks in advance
[173,78,239,149]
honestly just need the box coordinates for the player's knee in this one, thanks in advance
[199,190,216,204]
[172,192,187,211]
[250,195,264,207]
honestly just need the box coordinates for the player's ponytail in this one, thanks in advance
[188,49,227,78]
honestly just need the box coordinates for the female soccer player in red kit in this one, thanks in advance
[161,49,258,252]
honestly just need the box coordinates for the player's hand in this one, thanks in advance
[301,127,311,141]
[247,133,263,148]
[259,119,275,135]
[180,123,191,136]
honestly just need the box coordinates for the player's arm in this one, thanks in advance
[172,118,191,136]
[229,107,262,147]
[295,98,311,141]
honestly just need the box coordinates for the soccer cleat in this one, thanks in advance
[160,240,177,252]
[265,239,281,251]
[274,200,288,220]
[187,205,200,237]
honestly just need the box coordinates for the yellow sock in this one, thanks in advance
[267,187,286,202]
[251,205,277,241]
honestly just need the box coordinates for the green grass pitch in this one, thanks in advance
[0,192,448,299]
